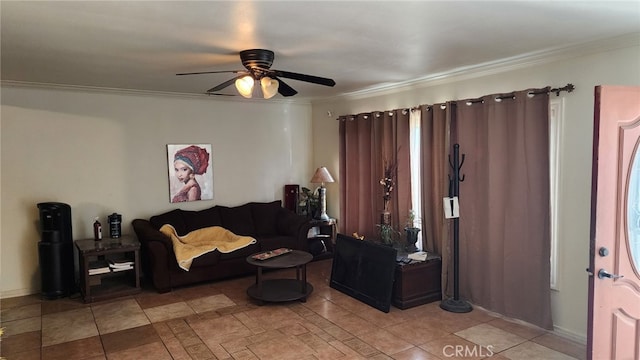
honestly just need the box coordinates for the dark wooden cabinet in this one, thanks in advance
[392,255,442,309]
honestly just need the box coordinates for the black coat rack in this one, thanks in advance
[440,143,473,313]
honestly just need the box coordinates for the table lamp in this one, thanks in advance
[310,166,335,220]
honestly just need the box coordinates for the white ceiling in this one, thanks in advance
[2,1,639,101]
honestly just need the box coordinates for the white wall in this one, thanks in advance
[0,87,313,297]
[311,40,640,342]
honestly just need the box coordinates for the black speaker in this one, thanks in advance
[37,202,74,299]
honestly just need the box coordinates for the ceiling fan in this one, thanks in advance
[176,49,336,98]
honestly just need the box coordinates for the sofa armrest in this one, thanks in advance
[131,219,174,292]
[276,208,312,250]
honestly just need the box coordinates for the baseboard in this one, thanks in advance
[552,325,587,345]
[0,287,38,299]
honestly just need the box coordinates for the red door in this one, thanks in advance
[588,86,640,360]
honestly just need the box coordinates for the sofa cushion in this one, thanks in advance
[183,206,223,232]
[150,209,187,235]
[250,200,282,236]
[188,249,221,268]
[218,204,255,235]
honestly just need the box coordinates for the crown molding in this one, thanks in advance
[0,80,310,105]
[2,33,637,106]
[315,32,639,103]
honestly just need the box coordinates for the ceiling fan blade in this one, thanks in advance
[206,76,241,93]
[272,70,336,87]
[274,77,298,97]
[176,70,241,76]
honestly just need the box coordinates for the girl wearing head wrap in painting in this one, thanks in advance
[171,145,210,203]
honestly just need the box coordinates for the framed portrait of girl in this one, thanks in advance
[167,144,213,203]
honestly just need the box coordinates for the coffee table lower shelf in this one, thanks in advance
[247,279,313,303]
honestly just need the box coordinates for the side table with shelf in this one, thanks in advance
[307,218,337,260]
[75,235,141,303]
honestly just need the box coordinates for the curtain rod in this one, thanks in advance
[336,83,575,119]
[468,83,576,103]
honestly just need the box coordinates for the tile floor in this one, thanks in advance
[1,259,586,359]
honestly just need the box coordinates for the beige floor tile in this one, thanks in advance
[42,335,105,360]
[219,335,253,353]
[187,293,236,313]
[1,316,41,337]
[135,291,184,309]
[487,317,547,340]
[2,258,588,359]
[357,327,414,355]
[532,333,586,360]
[92,298,150,334]
[244,305,305,331]
[1,303,41,322]
[302,297,350,320]
[42,307,98,346]
[420,334,488,360]
[190,313,253,345]
[106,341,173,360]
[501,341,578,360]
[100,323,161,354]
[234,311,267,333]
[185,342,216,359]
[162,336,193,360]
[230,348,260,359]
[342,336,380,357]
[455,323,527,352]
[330,312,377,336]
[328,338,369,358]
[143,301,195,323]
[385,320,450,345]
[247,333,315,360]
[391,346,442,360]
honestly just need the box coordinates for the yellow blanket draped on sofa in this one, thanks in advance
[160,224,257,271]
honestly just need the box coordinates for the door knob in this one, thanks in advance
[598,269,624,279]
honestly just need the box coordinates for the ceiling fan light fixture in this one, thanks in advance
[235,75,254,98]
[260,77,279,99]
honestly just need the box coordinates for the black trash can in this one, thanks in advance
[37,202,74,299]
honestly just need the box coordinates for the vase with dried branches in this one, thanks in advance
[378,158,398,244]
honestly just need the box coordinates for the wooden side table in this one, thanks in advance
[75,235,141,303]
[392,254,442,309]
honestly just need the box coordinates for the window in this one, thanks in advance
[409,109,423,251]
[549,98,564,290]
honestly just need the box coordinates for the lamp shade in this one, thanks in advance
[235,75,254,98]
[310,167,335,185]
[260,77,279,99]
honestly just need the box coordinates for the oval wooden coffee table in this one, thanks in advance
[246,249,314,304]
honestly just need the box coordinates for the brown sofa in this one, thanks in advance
[132,200,311,293]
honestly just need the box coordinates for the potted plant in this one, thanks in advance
[299,187,320,217]
[404,210,421,252]
[377,223,400,246]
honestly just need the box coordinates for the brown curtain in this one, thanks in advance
[419,104,451,296]
[453,89,552,329]
[339,110,411,239]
